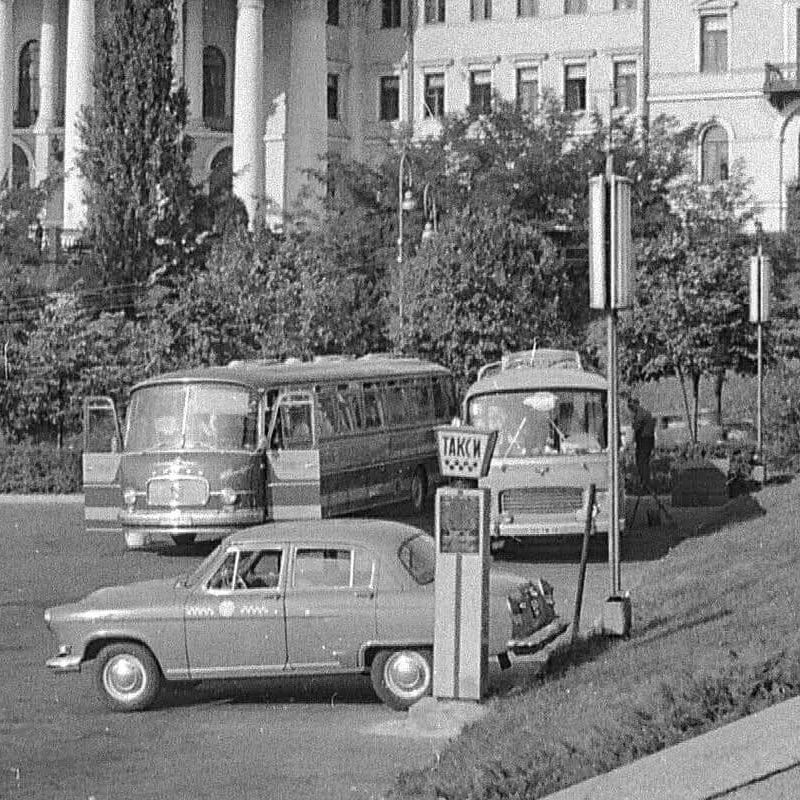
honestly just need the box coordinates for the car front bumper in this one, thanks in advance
[46,651,82,672]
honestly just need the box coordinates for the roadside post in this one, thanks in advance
[589,140,633,637]
[749,228,770,485]
[433,426,496,701]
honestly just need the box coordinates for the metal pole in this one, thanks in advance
[605,111,621,597]
[572,483,596,643]
[756,237,763,466]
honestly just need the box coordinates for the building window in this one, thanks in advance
[564,63,586,112]
[327,73,339,120]
[469,70,492,114]
[379,75,400,121]
[203,46,226,121]
[424,0,445,24]
[701,14,728,73]
[613,60,637,110]
[470,0,491,21]
[17,40,39,128]
[517,66,539,113]
[613,0,636,8]
[424,73,445,117]
[517,0,538,16]
[327,0,339,25]
[382,0,401,27]
[701,125,729,183]
[564,0,586,14]
[12,144,30,189]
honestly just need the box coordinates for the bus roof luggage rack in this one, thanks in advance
[358,352,422,361]
[312,354,357,362]
[227,358,282,368]
[477,348,583,381]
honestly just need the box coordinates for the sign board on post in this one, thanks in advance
[749,254,771,323]
[433,487,490,701]
[435,426,497,480]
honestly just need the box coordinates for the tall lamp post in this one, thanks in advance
[397,149,416,352]
[750,220,771,483]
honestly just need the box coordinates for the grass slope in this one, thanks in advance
[389,481,800,800]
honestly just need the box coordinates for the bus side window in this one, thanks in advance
[433,377,453,420]
[384,382,408,426]
[346,386,363,429]
[317,393,338,437]
[415,379,433,421]
[363,383,384,429]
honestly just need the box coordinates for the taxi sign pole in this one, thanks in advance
[433,427,496,702]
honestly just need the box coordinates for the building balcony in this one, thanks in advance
[764,62,800,111]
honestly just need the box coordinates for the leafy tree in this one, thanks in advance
[399,207,578,388]
[619,164,761,440]
[77,0,205,290]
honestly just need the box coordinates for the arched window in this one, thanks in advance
[209,146,232,200]
[12,144,30,189]
[203,46,226,122]
[701,125,729,183]
[17,40,40,128]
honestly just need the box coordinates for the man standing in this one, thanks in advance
[627,397,656,491]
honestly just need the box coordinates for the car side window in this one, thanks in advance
[207,548,283,591]
[293,548,353,588]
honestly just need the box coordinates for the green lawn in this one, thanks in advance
[389,479,800,799]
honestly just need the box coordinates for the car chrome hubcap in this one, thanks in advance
[105,655,146,700]
[385,651,430,699]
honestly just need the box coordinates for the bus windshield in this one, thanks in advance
[467,389,607,458]
[125,383,260,452]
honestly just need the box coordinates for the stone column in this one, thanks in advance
[184,0,203,124]
[0,0,13,186]
[34,0,58,185]
[347,2,365,162]
[62,0,95,242]
[286,0,326,215]
[232,0,265,224]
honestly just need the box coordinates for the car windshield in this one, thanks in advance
[467,389,607,457]
[398,533,435,585]
[182,543,225,587]
[125,382,260,452]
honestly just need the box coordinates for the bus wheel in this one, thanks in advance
[410,467,427,514]
[172,534,196,546]
[370,648,432,710]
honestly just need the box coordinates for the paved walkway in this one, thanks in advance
[540,696,800,800]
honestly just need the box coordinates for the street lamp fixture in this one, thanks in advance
[397,150,415,352]
[421,183,438,242]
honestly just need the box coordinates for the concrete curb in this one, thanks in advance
[0,493,83,504]
[540,696,800,800]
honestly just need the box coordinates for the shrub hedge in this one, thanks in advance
[0,444,83,494]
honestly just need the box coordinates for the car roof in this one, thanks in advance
[226,518,428,554]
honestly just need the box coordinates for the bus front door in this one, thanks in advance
[82,396,123,533]
[266,393,322,521]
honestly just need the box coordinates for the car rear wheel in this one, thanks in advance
[409,467,427,515]
[95,642,161,712]
[370,648,432,711]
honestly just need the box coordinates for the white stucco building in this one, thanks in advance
[1,0,796,241]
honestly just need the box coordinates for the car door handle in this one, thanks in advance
[354,588,374,599]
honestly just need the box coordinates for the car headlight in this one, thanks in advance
[220,487,239,506]
[123,488,137,506]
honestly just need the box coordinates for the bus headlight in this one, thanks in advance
[220,487,239,506]
[123,488,137,507]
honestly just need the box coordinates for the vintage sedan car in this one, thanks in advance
[45,519,557,712]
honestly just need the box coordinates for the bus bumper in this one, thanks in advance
[493,516,624,538]
[120,508,264,547]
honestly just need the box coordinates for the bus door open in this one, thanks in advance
[265,392,322,521]
[82,396,123,532]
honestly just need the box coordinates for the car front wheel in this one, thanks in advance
[409,467,427,515]
[370,648,432,711]
[95,642,162,712]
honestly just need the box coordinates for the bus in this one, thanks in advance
[461,348,619,546]
[82,354,457,549]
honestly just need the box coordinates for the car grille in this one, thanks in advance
[500,487,583,515]
[147,476,209,507]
